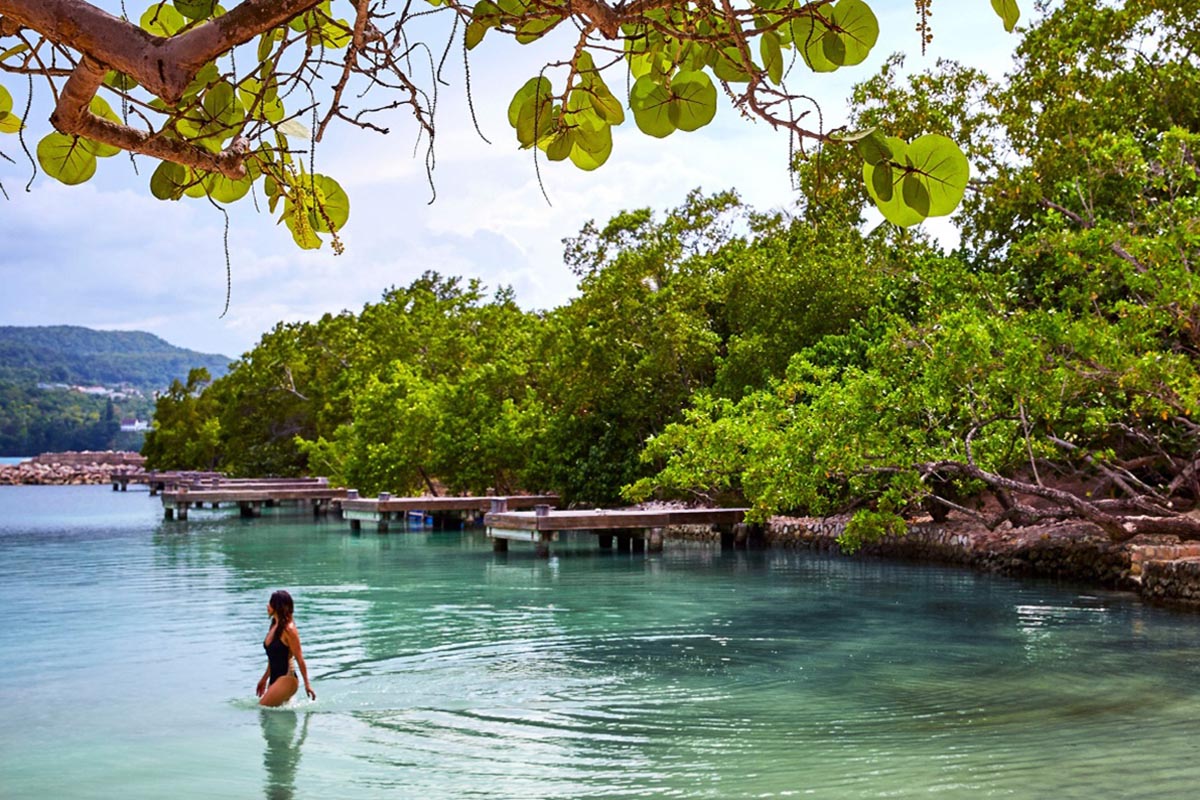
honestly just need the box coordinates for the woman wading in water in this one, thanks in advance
[257,590,316,707]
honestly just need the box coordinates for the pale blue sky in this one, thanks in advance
[0,2,1022,359]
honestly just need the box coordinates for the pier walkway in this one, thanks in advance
[484,503,751,557]
[342,492,560,532]
[161,478,345,520]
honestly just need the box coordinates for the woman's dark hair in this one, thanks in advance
[269,590,294,627]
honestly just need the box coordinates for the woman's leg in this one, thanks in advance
[259,674,299,707]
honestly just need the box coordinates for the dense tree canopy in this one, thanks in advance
[143,0,1200,549]
[0,0,1016,250]
[630,0,1200,546]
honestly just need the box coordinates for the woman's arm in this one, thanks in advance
[255,664,270,697]
[283,624,316,701]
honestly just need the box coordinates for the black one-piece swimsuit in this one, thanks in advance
[264,625,291,685]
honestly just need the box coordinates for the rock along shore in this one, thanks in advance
[670,513,1200,610]
[0,451,146,486]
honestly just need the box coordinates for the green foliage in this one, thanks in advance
[2,0,1018,248]
[0,82,22,134]
[143,368,222,469]
[631,0,1200,546]
[0,325,230,390]
[0,383,147,457]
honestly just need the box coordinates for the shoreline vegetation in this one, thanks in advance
[53,3,1190,606]
[8,452,1200,609]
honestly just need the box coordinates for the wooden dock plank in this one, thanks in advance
[484,507,746,532]
[340,494,559,514]
[162,487,347,503]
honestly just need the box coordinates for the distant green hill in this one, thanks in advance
[0,326,232,456]
[0,325,231,391]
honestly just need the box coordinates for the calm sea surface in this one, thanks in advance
[2,485,1200,799]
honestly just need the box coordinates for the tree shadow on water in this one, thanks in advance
[260,708,311,800]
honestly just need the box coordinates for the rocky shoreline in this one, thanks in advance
[671,514,1200,610]
[0,451,146,486]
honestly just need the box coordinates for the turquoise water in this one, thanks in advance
[0,456,29,465]
[2,486,1200,798]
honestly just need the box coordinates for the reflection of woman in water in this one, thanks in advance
[260,709,310,800]
[256,590,316,707]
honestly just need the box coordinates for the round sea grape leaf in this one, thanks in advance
[183,62,220,100]
[104,71,139,91]
[203,171,253,203]
[173,0,216,20]
[140,4,185,36]
[516,93,554,148]
[0,83,11,115]
[544,129,574,162]
[508,76,551,129]
[184,169,208,197]
[863,137,924,226]
[991,0,1020,33]
[318,19,353,49]
[629,76,675,138]
[0,112,23,134]
[820,30,847,67]
[569,129,611,171]
[869,160,894,202]
[668,70,717,132]
[905,134,970,216]
[798,20,838,73]
[203,80,243,129]
[150,160,189,200]
[465,20,487,49]
[277,119,311,140]
[37,133,98,185]
[590,85,625,125]
[711,47,752,83]
[902,172,931,216]
[516,15,560,44]
[760,31,784,86]
[81,97,123,157]
[572,120,611,155]
[310,174,350,232]
[855,130,893,165]
[829,0,879,66]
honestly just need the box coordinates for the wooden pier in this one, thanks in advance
[342,492,561,532]
[161,478,346,520]
[484,504,753,557]
[112,470,224,493]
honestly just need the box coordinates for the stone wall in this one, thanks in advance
[1141,558,1200,605]
[0,456,145,485]
[29,450,146,467]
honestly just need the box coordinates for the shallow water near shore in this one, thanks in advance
[3,485,1200,799]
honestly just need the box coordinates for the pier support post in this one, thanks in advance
[164,506,174,521]
[718,524,735,551]
[535,505,551,558]
[177,504,188,522]
[747,523,766,550]
[632,535,645,554]
[493,536,508,553]
[648,528,664,554]
[112,481,118,491]
[617,534,632,553]
[350,519,361,532]
[597,532,613,550]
